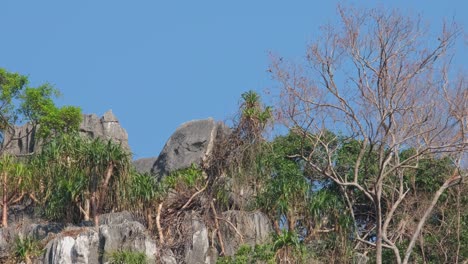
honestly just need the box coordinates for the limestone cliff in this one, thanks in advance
[1,110,129,156]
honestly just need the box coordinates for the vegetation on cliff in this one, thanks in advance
[0,4,467,264]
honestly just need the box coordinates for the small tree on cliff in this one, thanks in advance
[270,5,466,264]
[0,68,82,152]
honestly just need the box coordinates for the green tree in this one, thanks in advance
[0,68,82,152]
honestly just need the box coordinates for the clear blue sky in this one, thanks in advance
[1,1,466,159]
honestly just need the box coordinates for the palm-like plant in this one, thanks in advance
[238,90,272,143]
[0,155,31,227]
[85,138,131,225]
[36,134,131,225]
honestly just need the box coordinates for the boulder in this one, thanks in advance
[152,118,228,178]
[133,157,158,174]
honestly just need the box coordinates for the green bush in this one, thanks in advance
[217,244,276,264]
[108,250,147,264]
[12,236,43,263]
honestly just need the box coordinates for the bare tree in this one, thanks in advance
[270,5,466,264]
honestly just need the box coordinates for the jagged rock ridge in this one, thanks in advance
[1,110,129,156]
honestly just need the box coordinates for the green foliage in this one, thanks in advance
[0,155,34,227]
[237,90,272,143]
[12,236,43,263]
[127,172,157,205]
[123,164,204,216]
[107,250,147,264]
[272,231,302,250]
[0,68,28,131]
[0,68,81,143]
[217,232,311,264]
[163,164,204,191]
[217,244,276,264]
[35,134,131,223]
[0,155,31,190]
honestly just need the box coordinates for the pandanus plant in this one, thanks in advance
[36,134,131,225]
[0,155,31,227]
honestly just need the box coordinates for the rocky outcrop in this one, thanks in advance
[220,211,273,256]
[133,157,158,174]
[1,110,130,156]
[1,123,38,155]
[179,211,272,263]
[0,222,64,259]
[43,228,99,264]
[152,118,228,178]
[42,212,160,264]
[79,110,129,149]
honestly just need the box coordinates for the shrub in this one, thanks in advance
[108,250,147,264]
[12,236,43,263]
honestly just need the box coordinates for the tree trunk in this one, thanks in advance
[2,172,8,228]
[84,198,90,221]
[98,163,114,214]
[91,191,98,226]
[1,201,7,228]
[146,208,153,231]
[375,190,383,264]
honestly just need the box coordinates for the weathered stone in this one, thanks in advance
[43,228,99,264]
[133,157,158,174]
[98,210,135,226]
[219,210,273,256]
[99,220,157,263]
[79,110,129,150]
[1,123,38,155]
[0,222,64,259]
[42,212,157,264]
[152,118,228,178]
[185,219,212,264]
[1,110,130,156]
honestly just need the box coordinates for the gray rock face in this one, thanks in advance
[43,228,99,264]
[180,211,272,263]
[184,218,212,264]
[42,212,158,264]
[79,110,129,150]
[220,211,273,256]
[1,110,130,156]
[152,118,227,178]
[1,123,38,155]
[99,221,157,263]
[133,157,158,174]
[0,222,64,259]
